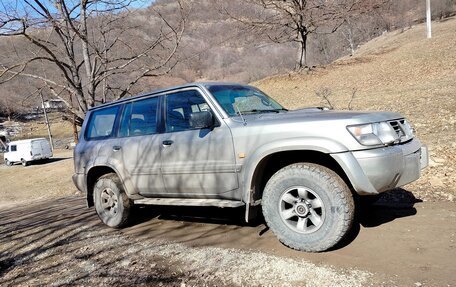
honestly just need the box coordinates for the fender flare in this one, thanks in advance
[241,137,348,204]
[85,157,138,198]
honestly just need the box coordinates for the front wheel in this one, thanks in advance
[262,163,354,252]
[93,173,132,228]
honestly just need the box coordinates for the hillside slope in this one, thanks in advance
[254,17,456,201]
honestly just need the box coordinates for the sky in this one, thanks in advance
[0,0,154,15]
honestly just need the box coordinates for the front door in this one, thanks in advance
[160,89,239,199]
[6,144,18,162]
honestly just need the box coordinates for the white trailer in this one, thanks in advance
[4,138,53,167]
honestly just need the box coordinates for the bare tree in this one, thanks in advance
[315,87,334,109]
[315,86,358,110]
[0,0,189,123]
[347,87,357,110]
[340,0,387,56]
[222,0,390,70]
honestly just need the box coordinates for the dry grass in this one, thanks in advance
[254,17,456,202]
[0,150,78,208]
[12,113,74,141]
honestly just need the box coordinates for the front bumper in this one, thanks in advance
[72,173,86,194]
[332,139,428,195]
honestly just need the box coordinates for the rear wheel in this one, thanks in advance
[21,159,28,167]
[262,163,355,252]
[93,173,132,228]
[5,159,12,166]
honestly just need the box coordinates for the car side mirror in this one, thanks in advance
[189,111,214,129]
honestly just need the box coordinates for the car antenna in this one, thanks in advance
[235,104,247,126]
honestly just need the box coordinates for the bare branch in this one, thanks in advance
[348,87,357,110]
[315,87,334,110]
[0,0,189,123]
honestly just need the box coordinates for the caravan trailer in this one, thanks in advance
[4,138,52,166]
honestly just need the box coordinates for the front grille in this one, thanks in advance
[388,119,413,143]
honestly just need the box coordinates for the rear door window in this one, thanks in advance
[119,97,159,137]
[86,106,119,140]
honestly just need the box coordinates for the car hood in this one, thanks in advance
[239,108,403,125]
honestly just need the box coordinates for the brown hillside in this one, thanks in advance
[254,17,456,202]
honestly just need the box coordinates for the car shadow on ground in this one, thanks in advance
[130,205,256,227]
[126,188,421,251]
[332,188,421,251]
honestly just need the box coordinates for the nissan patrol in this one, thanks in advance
[73,82,428,252]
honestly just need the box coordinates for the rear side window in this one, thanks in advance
[119,97,159,137]
[86,106,119,140]
[10,145,17,152]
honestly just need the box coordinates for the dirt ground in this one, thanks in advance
[0,151,455,286]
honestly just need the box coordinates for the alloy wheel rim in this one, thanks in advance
[101,188,119,217]
[278,186,325,234]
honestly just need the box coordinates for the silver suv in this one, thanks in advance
[73,82,428,252]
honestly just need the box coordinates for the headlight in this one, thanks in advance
[347,122,399,146]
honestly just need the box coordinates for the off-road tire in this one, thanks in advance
[5,159,12,166]
[262,163,354,252]
[94,173,132,228]
[21,159,28,167]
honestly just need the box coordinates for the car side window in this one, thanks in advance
[86,106,119,140]
[119,97,159,137]
[165,90,211,132]
[11,145,16,152]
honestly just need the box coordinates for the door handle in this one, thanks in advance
[113,146,121,151]
[162,140,174,146]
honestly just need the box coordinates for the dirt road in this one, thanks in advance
[0,152,455,286]
[0,195,455,286]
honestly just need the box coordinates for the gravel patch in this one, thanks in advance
[1,224,373,287]
[144,240,372,287]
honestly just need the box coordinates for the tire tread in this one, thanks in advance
[94,173,132,228]
[262,163,354,252]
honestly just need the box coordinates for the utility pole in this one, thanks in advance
[39,91,54,151]
[426,0,432,38]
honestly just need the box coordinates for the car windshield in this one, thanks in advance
[207,85,286,116]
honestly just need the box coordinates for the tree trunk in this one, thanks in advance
[72,114,79,144]
[80,0,95,108]
[296,32,307,70]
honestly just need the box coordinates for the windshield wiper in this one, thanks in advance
[238,108,287,114]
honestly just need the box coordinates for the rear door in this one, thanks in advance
[40,140,52,157]
[116,96,165,196]
[31,141,42,157]
[160,89,239,199]
[81,105,122,178]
